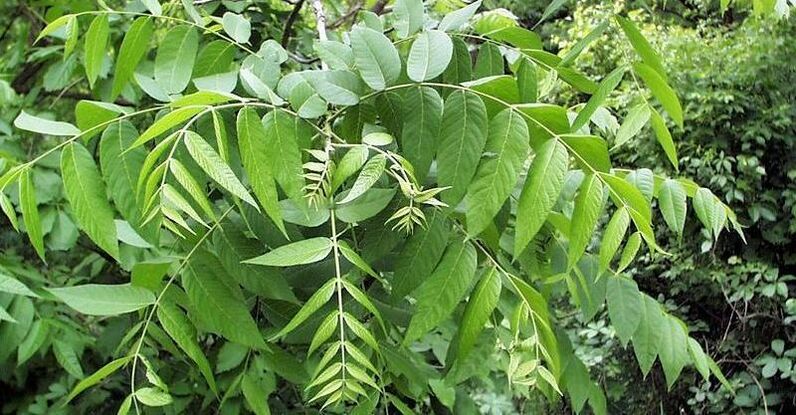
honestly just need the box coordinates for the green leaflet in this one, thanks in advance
[157,302,217,395]
[314,40,354,70]
[443,37,473,84]
[403,239,477,344]
[649,107,678,170]
[598,207,630,273]
[616,16,666,79]
[600,173,657,251]
[659,179,687,236]
[169,160,215,221]
[331,146,368,192]
[75,101,128,140]
[464,109,530,236]
[571,66,625,132]
[567,174,604,267]
[0,273,37,297]
[437,91,488,206]
[516,58,537,103]
[154,25,199,94]
[626,168,654,201]
[194,41,236,78]
[61,142,119,259]
[392,213,450,299]
[261,109,309,203]
[0,192,18,231]
[560,134,612,173]
[19,170,45,261]
[401,86,443,181]
[99,121,147,229]
[473,42,504,79]
[439,0,482,32]
[693,188,726,240]
[407,30,453,82]
[515,139,568,256]
[14,110,80,136]
[393,0,424,38]
[84,15,109,88]
[614,103,651,149]
[47,284,155,315]
[606,276,643,345]
[659,315,690,389]
[136,387,173,406]
[270,278,336,340]
[183,131,258,208]
[339,154,386,204]
[337,188,396,223]
[560,20,609,66]
[454,267,500,362]
[131,106,204,149]
[183,254,266,349]
[633,62,683,128]
[221,12,251,44]
[350,27,401,91]
[617,232,642,273]
[236,108,284,234]
[64,356,132,403]
[632,294,665,376]
[244,237,333,267]
[53,339,83,378]
[112,17,153,99]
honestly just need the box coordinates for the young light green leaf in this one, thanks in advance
[64,16,78,58]
[184,131,258,208]
[338,240,378,279]
[659,179,687,236]
[244,237,333,267]
[331,146,369,192]
[157,302,217,395]
[64,356,132,403]
[560,134,612,173]
[350,27,401,91]
[606,276,643,345]
[568,174,604,267]
[236,108,284,234]
[61,142,119,258]
[633,62,683,128]
[14,111,80,136]
[616,16,666,79]
[598,207,630,273]
[455,267,500,362]
[437,91,488,206]
[222,12,251,43]
[616,231,642,273]
[407,30,453,82]
[112,17,153,99]
[84,15,109,88]
[614,104,651,149]
[339,154,386,204]
[571,66,625,131]
[401,86,443,180]
[394,0,425,38]
[515,139,568,255]
[154,26,199,94]
[308,312,338,356]
[47,284,155,315]
[35,14,72,43]
[0,273,38,297]
[693,188,725,240]
[131,106,204,149]
[270,278,336,340]
[438,0,482,32]
[404,239,477,344]
[135,387,173,407]
[649,108,678,170]
[464,109,530,236]
[19,170,45,261]
[343,312,379,351]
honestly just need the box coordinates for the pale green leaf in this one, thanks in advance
[131,106,204,149]
[401,86,443,180]
[244,237,333,266]
[455,267,500,362]
[616,16,666,79]
[687,337,710,381]
[64,356,132,403]
[659,179,687,236]
[0,273,38,297]
[614,104,651,149]
[659,315,690,389]
[261,109,309,203]
[314,40,354,70]
[633,62,683,128]
[394,0,424,38]
[184,131,258,208]
[155,26,199,94]
[606,276,643,345]
[222,12,251,43]
[47,284,155,315]
[14,111,80,136]
[331,146,368,192]
[438,0,482,32]
[53,339,84,378]
[339,154,386,204]
[560,134,612,173]
[568,174,604,266]
[616,231,642,273]
[632,294,664,376]
[650,108,678,170]
[407,30,453,82]
[135,387,173,407]
[112,17,153,99]
[350,27,401,91]
[571,66,625,131]
[598,207,630,273]
[19,170,45,261]
[84,15,109,88]
[270,278,336,340]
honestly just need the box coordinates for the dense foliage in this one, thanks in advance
[0,0,790,414]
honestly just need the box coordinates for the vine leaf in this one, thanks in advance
[464,108,530,236]
[515,139,568,256]
[244,237,333,267]
[61,142,119,259]
[404,239,477,344]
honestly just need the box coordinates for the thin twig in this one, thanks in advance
[281,0,306,48]
[328,1,363,29]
